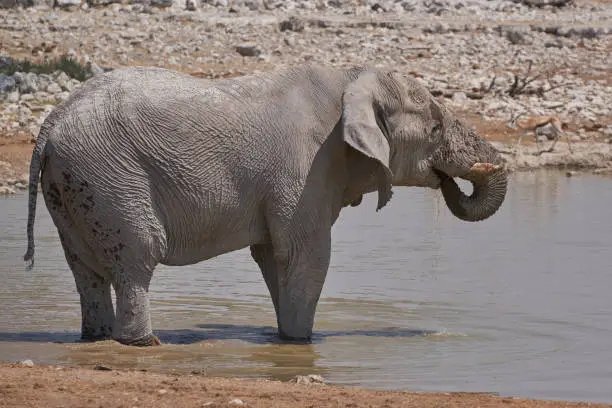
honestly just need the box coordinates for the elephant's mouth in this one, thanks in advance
[432,162,507,222]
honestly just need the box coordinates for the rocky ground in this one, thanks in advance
[2,362,611,408]
[1,0,612,193]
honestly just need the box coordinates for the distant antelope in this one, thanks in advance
[508,110,573,155]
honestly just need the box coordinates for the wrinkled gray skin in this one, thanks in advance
[24,65,507,346]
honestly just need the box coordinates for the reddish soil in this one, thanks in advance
[1,363,609,408]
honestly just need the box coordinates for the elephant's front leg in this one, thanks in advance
[250,244,280,315]
[273,232,331,341]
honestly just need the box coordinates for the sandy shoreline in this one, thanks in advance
[1,362,609,408]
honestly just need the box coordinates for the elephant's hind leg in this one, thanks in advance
[42,162,162,347]
[111,264,159,347]
[101,223,163,347]
[54,221,115,341]
[72,259,114,341]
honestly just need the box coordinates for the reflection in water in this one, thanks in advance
[509,171,561,223]
[1,171,612,403]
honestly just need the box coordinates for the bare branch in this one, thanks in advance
[506,60,546,97]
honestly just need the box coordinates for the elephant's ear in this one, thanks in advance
[342,72,393,211]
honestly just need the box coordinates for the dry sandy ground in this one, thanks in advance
[1,362,610,408]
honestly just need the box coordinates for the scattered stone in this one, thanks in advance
[424,22,449,34]
[45,82,62,94]
[6,91,20,103]
[0,186,17,195]
[0,0,610,179]
[235,44,262,57]
[291,374,325,385]
[93,364,112,371]
[86,62,104,76]
[14,72,39,94]
[53,72,71,91]
[504,27,532,45]
[452,91,467,102]
[568,27,601,39]
[371,3,386,12]
[0,74,16,93]
[0,56,13,69]
[516,0,573,7]
[56,0,81,8]
[565,170,579,177]
[150,0,174,7]
[593,168,612,175]
[279,16,304,32]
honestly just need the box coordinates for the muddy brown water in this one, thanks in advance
[1,170,611,403]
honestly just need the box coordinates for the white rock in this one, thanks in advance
[6,91,20,103]
[55,92,71,103]
[54,72,71,91]
[46,82,62,94]
[292,374,325,385]
[452,91,467,102]
[228,398,245,405]
[0,186,17,195]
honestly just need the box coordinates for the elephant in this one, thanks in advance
[23,65,507,346]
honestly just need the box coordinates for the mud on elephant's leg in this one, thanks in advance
[71,260,115,341]
[273,231,331,341]
[112,270,159,347]
[59,236,115,341]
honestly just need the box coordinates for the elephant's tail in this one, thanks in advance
[23,129,49,270]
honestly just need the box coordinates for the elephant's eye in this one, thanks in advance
[431,123,442,136]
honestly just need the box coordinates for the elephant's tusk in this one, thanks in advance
[469,162,503,175]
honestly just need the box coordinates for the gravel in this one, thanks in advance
[0,0,610,180]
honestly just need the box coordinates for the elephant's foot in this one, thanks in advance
[112,278,156,347]
[278,330,313,343]
[115,333,161,347]
[80,331,113,343]
[80,314,114,343]
[277,317,315,343]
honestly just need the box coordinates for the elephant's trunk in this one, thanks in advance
[431,124,508,222]
[435,164,507,222]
